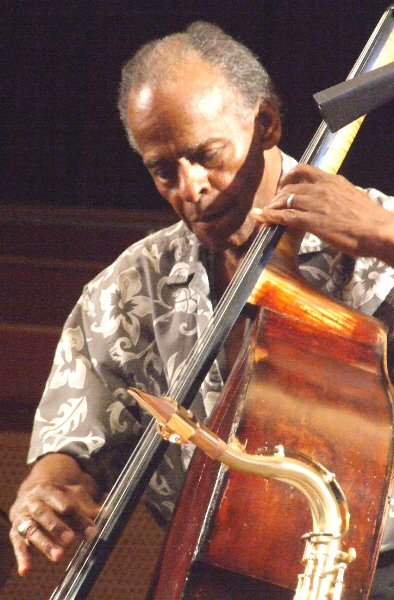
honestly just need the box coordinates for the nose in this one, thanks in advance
[177,158,210,203]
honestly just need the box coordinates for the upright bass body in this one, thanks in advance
[150,233,394,600]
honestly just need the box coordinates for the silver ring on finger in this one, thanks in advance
[286,193,295,208]
[17,518,35,539]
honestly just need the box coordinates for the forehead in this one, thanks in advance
[127,58,246,153]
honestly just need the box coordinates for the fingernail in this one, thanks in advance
[251,208,263,215]
[18,564,28,577]
[50,547,63,561]
[61,530,74,544]
[84,525,97,538]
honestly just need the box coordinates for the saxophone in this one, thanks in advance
[129,388,356,600]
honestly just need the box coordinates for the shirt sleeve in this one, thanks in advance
[27,283,146,472]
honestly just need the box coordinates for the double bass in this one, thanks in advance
[49,5,394,599]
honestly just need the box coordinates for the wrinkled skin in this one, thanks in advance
[127,56,282,257]
[9,454,100,576]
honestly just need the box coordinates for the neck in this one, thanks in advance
[214,145,283,292]
[255,145,283,210]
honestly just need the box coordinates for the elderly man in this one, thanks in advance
[9,21,394,598]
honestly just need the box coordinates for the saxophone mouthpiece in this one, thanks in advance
[128,387,227,459]
[128,388,177,425]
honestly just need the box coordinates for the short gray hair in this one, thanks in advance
[118,21,281,151]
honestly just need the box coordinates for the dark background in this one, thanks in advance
[2,0,394,212]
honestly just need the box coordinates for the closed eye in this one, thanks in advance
[151,163,177,183]
[190,147,226,168]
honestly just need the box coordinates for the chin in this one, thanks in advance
[199,233,249,254]
[221,225,256,252]
[192,216,255,252]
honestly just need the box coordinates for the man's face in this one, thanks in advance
[127,59,267,251]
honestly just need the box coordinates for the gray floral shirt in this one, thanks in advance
[27,153,394,536]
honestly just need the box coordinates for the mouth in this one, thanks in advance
[195,203,232,224]
[197,212,224,223]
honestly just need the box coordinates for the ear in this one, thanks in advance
[254,100,282,149]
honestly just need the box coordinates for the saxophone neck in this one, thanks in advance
[129,387,349,537]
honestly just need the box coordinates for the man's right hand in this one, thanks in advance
[9,453,100,576]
